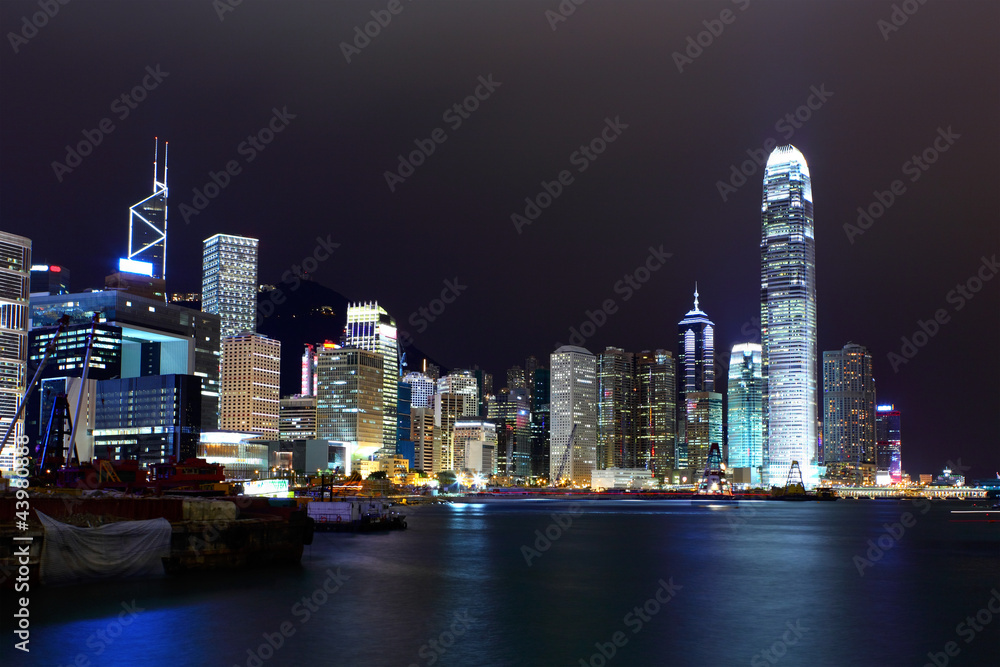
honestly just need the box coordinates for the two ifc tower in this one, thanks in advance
[119,139,819,488]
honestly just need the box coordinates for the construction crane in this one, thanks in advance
[553,424,577,485]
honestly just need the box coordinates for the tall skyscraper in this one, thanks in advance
[549,345,597,485]
[433,392,466,471]
[202,234,259,338]
[530,367,550,478]
[437,369,479,417]
[0,231,31,471]
[220,333,281,437]
[316,347,383,459]
[678,289,717,470]
[761,145,818,487]
[402,370,435,408]
[727,343,763,484]
[875,404,902,483]
[635,349,676,475]
[410,407,438,473]
[29,263,70,296]
[127,138,168,280]
[597,347,636,469]
[344,302,399,458]
[822,343,876,469]
[506,365,526,391]
[491,387,531,477]
[525,355,539,403]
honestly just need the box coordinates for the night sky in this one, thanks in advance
[2,1,997,477]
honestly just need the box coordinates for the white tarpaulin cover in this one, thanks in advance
[37,511,172,586]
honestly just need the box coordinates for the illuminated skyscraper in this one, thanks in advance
[530,367,550,478]
[635,349,676,475]
[316,347,383,459]
[128,138,169,280]
[822,343,875,468]
[727,343,763,484]
[402,371,434,408]
[875,404,902,483]
[202,234,259,338]
[492,387,530,477]
[344,302,399,458]
[550,345,597,485]
[761,145,818,487]
[0,231,30,471]
[220,333,281,437]
[301,344,318,396]
[437,369,479,417]
[434,392,466,471]
[678,288,716,469]
[598,347,636,469]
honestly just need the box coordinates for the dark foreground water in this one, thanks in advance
[4,499,999,667]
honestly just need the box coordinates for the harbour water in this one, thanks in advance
[6,499,999,666]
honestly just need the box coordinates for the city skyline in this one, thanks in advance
[1,1,997,476]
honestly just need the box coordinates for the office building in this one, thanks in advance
[453,418,497,473]
[126,139,168,280]
[0,232,31,471]
[402,370,435,408]
[875,404,902,483]
[280,395,318,440]
[410,406,438,473]
[761,145,819,487]
[220,334,280,437]
[202,234,259,338]
[822,343,876,469]
[530,367,550,478]
[316,347,383,460]
[727,343,764,485]
[597,347,636,469]
[549,345,597,485]
[491,387,530,478]
[507,365,526,391]
[29,263,70,296]
[301,343,318,396]
[635,349,677,475]
[684,391,723,472]
[433,392,466,471]
[678,289,716,470]
[343,302,399,458]
[437,369,479,417]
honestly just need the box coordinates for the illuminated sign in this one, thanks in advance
[242,479,289,496]
[379,323,397,340]
[31,264,49,271]
[119,257,154,276]
[876,404,894,412]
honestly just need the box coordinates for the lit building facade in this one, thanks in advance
[685,391,723,472]
[530,367,550,478]
[29,263,70,296]
[677,289,715,470]
[453,419,497,473]
[202,234,259,338]
[433,392,466,471]
[220,334,281,437]
[822,343,876,467]
[549,345,597,485]
[316,347,383,460]
[402,371,435,409]
[301,344,318,396]
[727,343,763,484]
[635,349,676,475]
[491,387,531,478]
[343,302,399,458]
[0,231,31,471]
[437,369,479,417]
[761,145,818,487]
[127,139,168,280]
[280,395,317,440]
[598,347,636,469]
[410,406,438,473]
[875,404,902,483]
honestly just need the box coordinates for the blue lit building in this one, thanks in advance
[727,343,763,485]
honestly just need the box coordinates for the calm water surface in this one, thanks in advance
[5,499,999,667]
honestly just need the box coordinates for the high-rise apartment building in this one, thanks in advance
[550,345,597,485]
[0,231,31,471]
[822,343,876,467]
[598,347,636,469]
[316,347,383,459]
[343,302,399,458]
[727,343,763,484]
[635,349,676,475]
[202,234,259,338]
[220,334,281,437]
[761,145,818,487]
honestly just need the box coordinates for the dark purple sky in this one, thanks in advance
[2,1,997,477]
